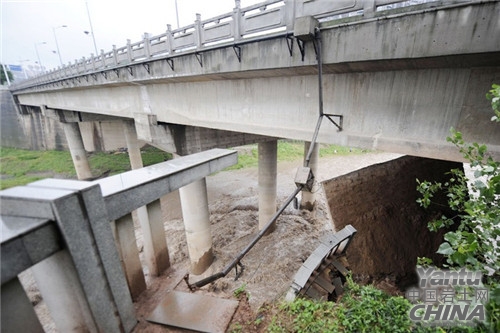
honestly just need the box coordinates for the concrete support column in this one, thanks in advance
[62,122,92,180]
[123,120,143,169]
[112,214,147,299]
[301,141,319,211]
[30,250,99,333]
[179,178,213,275]
[123,120,170,277]
[258,140,277,232]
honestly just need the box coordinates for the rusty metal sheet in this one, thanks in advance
[146,291,239,333]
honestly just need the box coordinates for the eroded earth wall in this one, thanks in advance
[322,156,462,286]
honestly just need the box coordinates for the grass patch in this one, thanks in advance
[267,277,486,332]
[0,146,172,190]
[225,141,367,171]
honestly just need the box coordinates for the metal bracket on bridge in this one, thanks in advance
[324,114,343,132]
[297,39,306,61]
[101,71,107,80]
[143,63,151,74]
[166,58,174,71]
[286,36,294,57]
[113,68,120,78]
[127,66,133,76]
[233,45,241,63]
[195,52,203,67]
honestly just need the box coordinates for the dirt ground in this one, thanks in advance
[19,149,402,332]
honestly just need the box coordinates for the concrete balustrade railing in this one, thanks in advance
[10,0,452,90]
[0,148,238,332]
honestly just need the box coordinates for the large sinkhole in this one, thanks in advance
[322,155,461,291]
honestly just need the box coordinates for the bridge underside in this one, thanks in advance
[15,64,500,161]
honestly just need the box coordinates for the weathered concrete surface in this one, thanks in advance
[322,156,461,286]
[0,87,30,149]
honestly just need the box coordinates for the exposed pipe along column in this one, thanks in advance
[185,16,343,290]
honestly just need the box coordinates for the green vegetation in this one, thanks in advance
[233,284,248,298]
[0,146,171,190]
[225,141,366,170]
[1,64,14,85]
[0,141,363,189]
[267,277,487,332]
[416,84,500,331]
[268,277,412,332]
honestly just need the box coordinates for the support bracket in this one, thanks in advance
[113,68,120,77]
[195,52,203,67]
[127,66,133,76]
[324,114,343,132]
[312,39,319,60]
[286,36,294,57]
[166,58,174,71]
[234,261,244,281]
[233,45,241,63]
[91,73,97,81]
[297,39,306,61]
[143,63,151,74]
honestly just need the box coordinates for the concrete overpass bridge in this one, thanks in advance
[3,1,500,331]
[9,0,500,161]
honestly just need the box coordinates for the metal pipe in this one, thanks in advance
[305,27,324,168]
[304,116,323,168]
[316,27,324,117]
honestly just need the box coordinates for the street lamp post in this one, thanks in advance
[52,25,67,67]
[175,0,180,28]
[34,41,47,71]
[84,1,99,55]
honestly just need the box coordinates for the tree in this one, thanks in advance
[1,64,14,85]
[417,84,500,331]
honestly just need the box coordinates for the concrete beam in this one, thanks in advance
[1,216,61,285]
[32,149,237,221]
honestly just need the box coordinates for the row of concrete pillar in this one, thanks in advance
[62,120,319,275]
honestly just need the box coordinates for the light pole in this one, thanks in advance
[84,1,99,55]
[52,25,67,66]
[34,41,47,71]
[175,0,180,28]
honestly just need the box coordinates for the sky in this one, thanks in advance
[1,0,261,71]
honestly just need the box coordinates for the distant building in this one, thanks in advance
[7,63,45,82]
